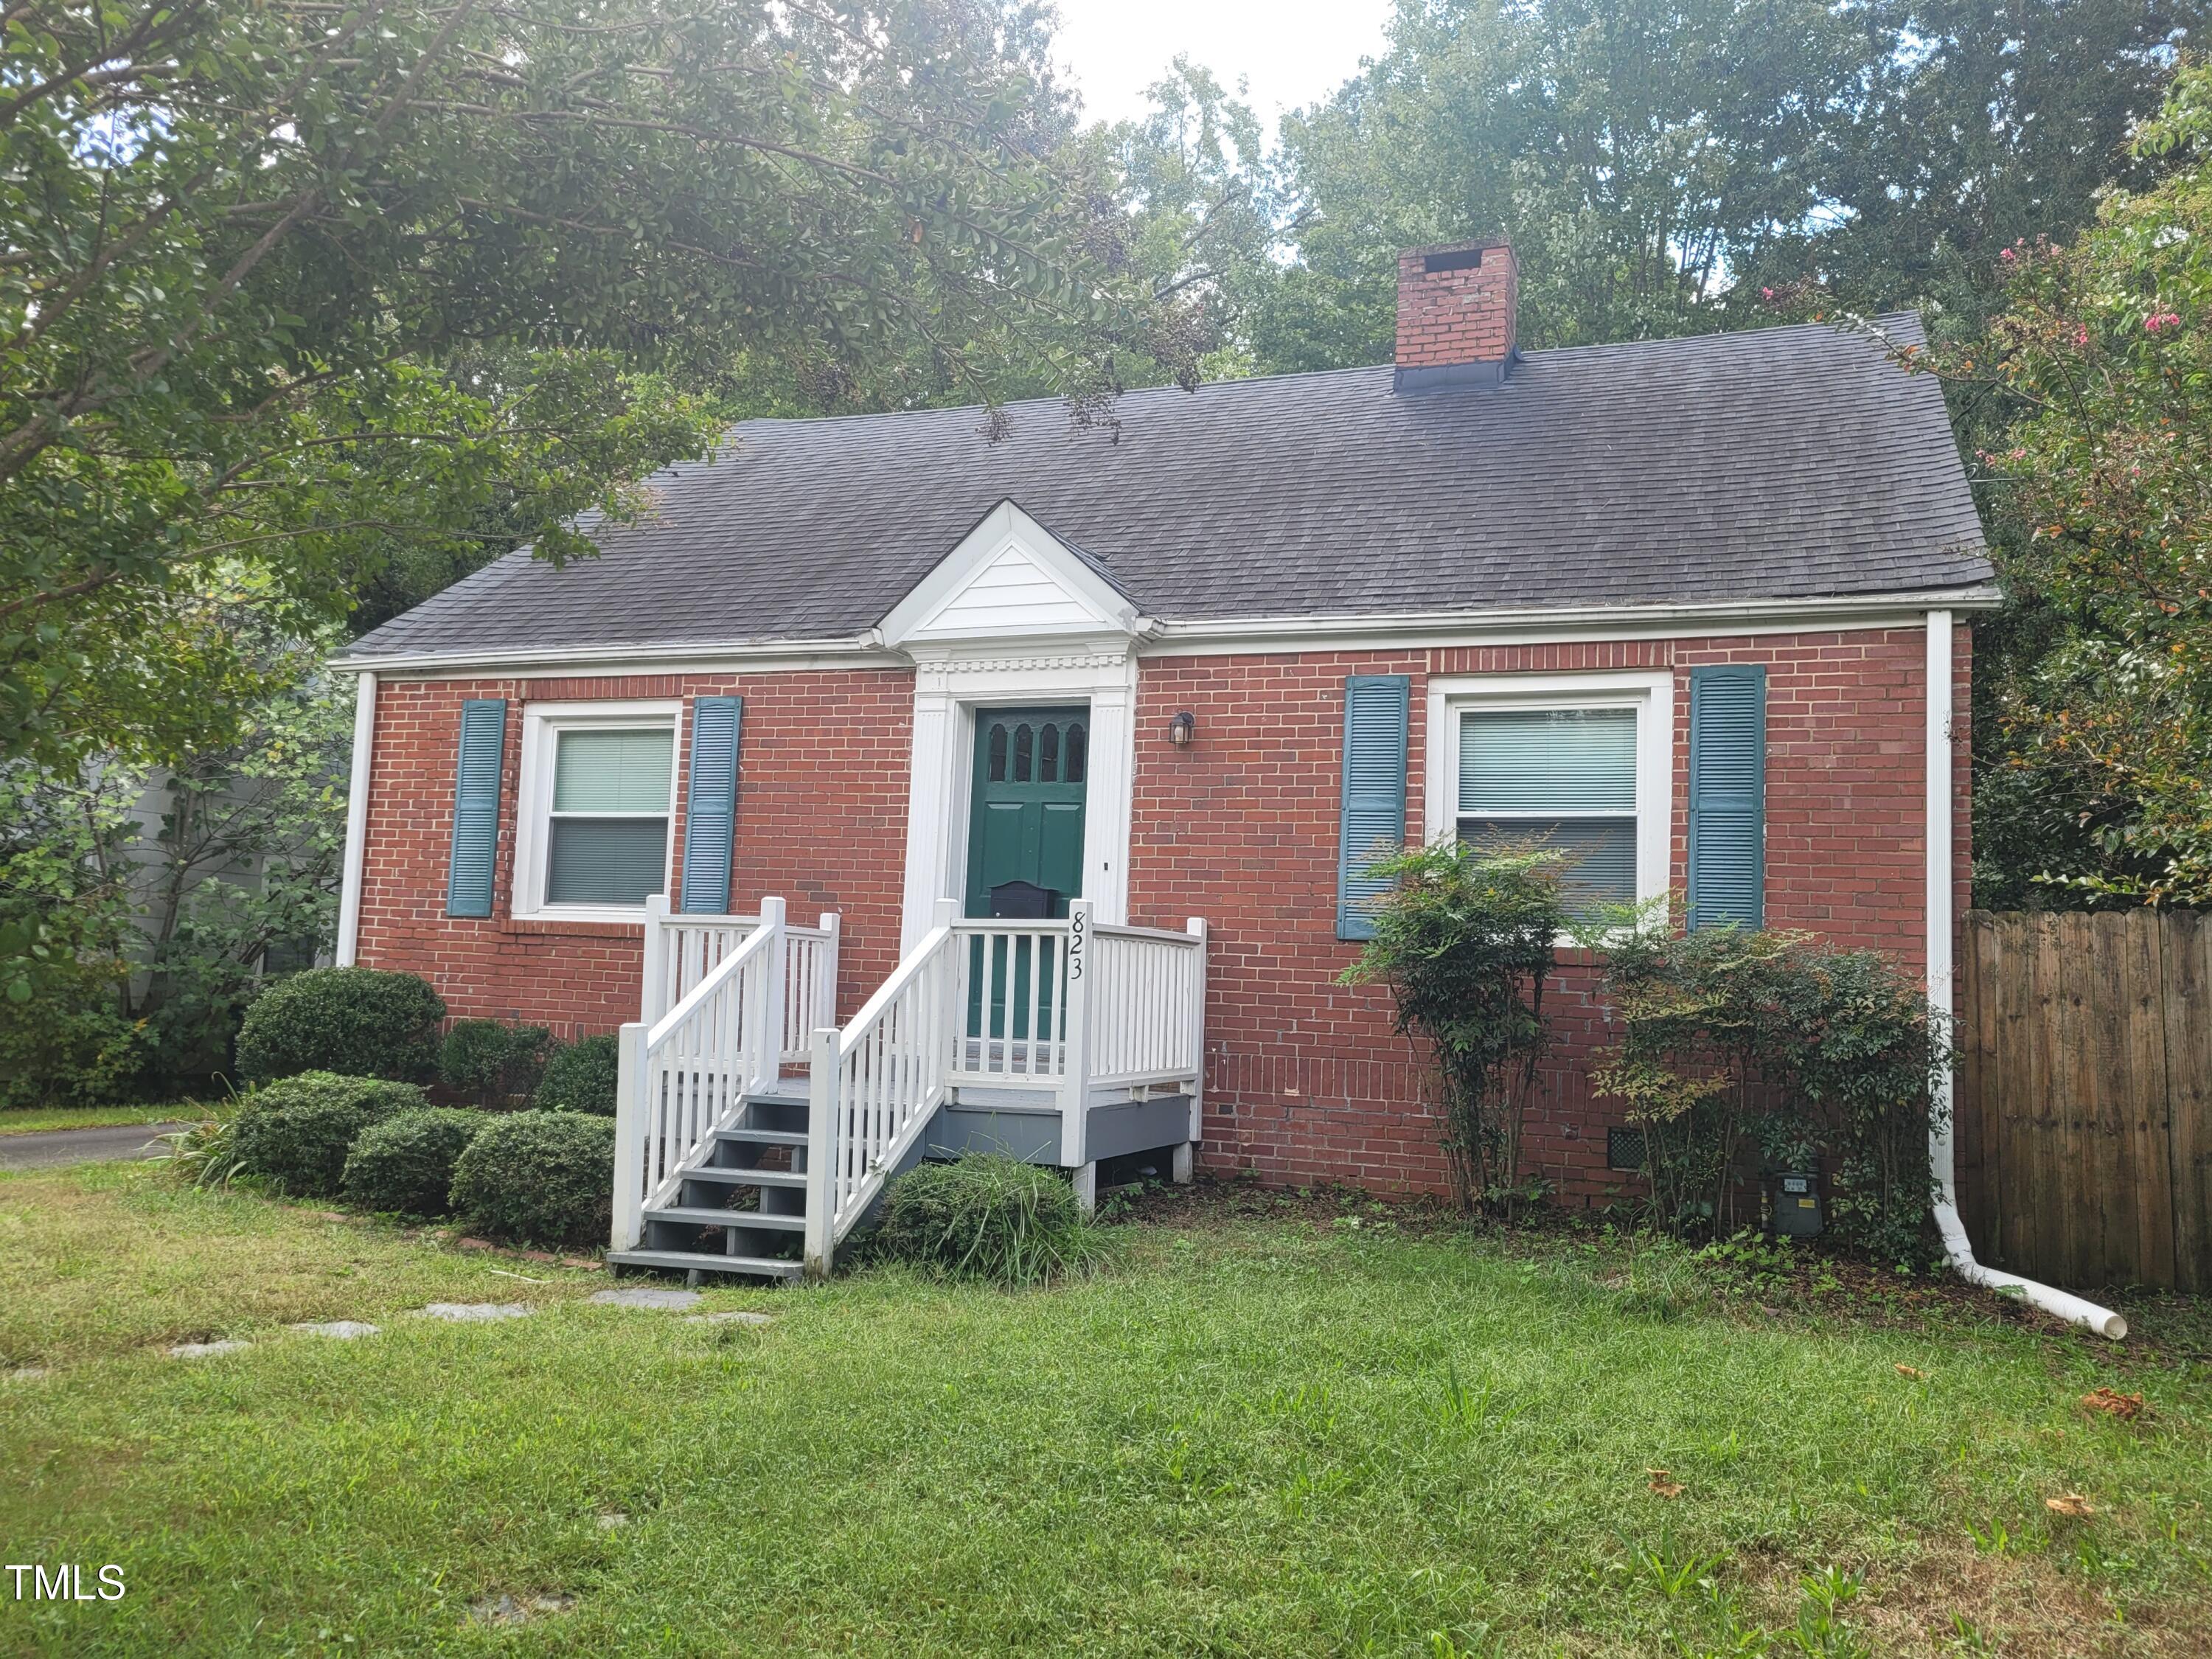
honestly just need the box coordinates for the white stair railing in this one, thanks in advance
[803,900,961,1275]
[779,911,841,1067]
[612,898,786,1251]
[802,900,1209,1275]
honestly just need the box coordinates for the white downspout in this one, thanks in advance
[334,671,377,967]
[1924,611,2126,1339]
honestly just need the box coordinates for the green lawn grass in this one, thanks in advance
[1,1166,2206,1658]
[0,1105,200,1136]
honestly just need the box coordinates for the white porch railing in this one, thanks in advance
[804,899,1206,1276]
[639,894,840,1065]
[613,896,841,1251]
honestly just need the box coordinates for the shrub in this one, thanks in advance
[448,1110,616,1248]
[876,1153,1107,1286]
[1590,919,1946,1260]
[438,1020,552,1107]
[343,1107,490,1216]
[0,956,147,1110]
[1338,842,1568,1218]
[533,1034,619,1115]
[234,967,445,1084]
[230,1071,427,1195]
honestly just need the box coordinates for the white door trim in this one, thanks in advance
[898,643,1137,950]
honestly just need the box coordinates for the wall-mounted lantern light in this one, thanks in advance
[1167,711,1196,747]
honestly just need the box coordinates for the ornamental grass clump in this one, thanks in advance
[1339,844,1568,1219]
[876,1154,1107,1287]
[342,1107,490,1217]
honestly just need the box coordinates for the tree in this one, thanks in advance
[1241,0,2199,371]
[1,0,1188,769]
[1919,66,2212,904]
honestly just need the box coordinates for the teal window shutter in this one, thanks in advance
[1337,675,1411,941]
[679,696,744,914]
[445,698,507,918]
[1687,665,1766,931]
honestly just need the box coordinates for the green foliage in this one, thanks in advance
[1905,63,2212,905]
[1339,844,1567,1217]
[1245,0,2194,371]
[0,0,1186,773]
[342,1108,490,1218]
[1588,914,1945,1259]
[0,953,145,1110]
[447,1111,616,1248]
[876,1154,1107,1286]
[0,617,353,1096]
[533,1035,619,1116]
[234,968,445,1085]
[437,1021,553,1108]
[230,1071,426,1197]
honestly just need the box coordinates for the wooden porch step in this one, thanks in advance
[646,1206,804,1231]
[606,1248,802,1281]
[713,1126,807,1148]
[682,1166,807,1189]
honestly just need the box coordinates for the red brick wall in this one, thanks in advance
[355,623,1966,1205]
[1126,627,1967,1201]
[355,669,914,1034]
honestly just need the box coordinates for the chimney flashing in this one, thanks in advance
[1392,352,1520,395]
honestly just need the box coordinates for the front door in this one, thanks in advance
[965,706,1088,919]
[964,706,1088,1055]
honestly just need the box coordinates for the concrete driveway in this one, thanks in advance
[0,1122,191,1171]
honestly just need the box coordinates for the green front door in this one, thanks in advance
[965,706,1088,919]
[964,706,1088,1053]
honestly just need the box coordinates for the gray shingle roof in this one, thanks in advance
[347,315,1990,662]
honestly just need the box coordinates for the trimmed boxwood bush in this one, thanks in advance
[533,1034,619,1115]
[876,1153,1106,1286]
[235,967,445,1083]
[342,1107,490,1217]
[448,1110,616,1248]
[439,1020,552,1106]
[231,1071,427,1196]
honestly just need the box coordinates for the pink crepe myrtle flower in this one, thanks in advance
[2146,311,2183,333]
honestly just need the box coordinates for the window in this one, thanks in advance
[1457,707,1638,915]
[515,703,679,918]
[1427,672,1672,928]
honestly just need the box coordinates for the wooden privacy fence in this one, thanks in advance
[1956,910,2212,1292]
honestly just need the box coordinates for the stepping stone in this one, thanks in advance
[7,1366,52,1382]
[291,1321,380,1339]
[469,1592,573,1626]
[589,1287,700,1311]
[418,1302,533,1322]
[684,1310,774,1326]
[596,1512,630,1530]
[169,1340,250,1359]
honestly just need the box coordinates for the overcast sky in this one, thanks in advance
[1049,0,1393,130]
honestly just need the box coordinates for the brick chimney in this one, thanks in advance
[1394,237,1518,392]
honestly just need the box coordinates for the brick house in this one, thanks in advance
[333,238,1993,1279]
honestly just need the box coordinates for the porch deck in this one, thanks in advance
[607,897,1207,1280]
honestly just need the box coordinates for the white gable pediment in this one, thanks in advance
[878,501,1139,647]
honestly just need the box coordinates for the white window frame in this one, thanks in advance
[1425,671,1674,921]
[512,699,684,923]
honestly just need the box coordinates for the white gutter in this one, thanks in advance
[327,587,2007,678]
[1923,610,2126,1339]
[334,671,376,968]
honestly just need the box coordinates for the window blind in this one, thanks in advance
[1456,706,1638,915]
